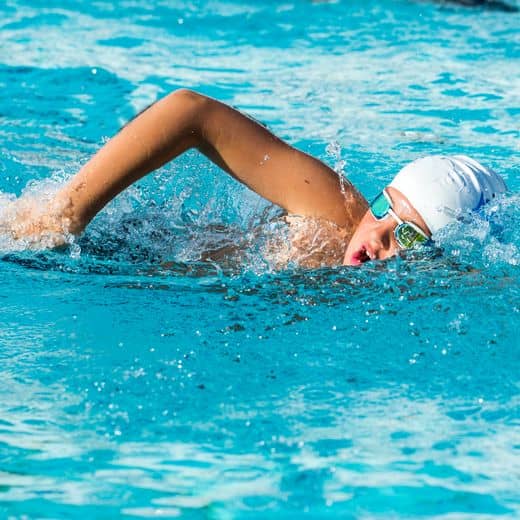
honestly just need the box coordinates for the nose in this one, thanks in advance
[368,219,395,259]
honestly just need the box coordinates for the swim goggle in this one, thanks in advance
[370,189,431,249]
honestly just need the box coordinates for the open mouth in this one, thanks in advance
[350,245,372,266]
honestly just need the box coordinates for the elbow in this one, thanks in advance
[164,88,211,135]
[167,88,208,111]
[170,87,202,100]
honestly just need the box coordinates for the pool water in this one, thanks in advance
[1,0,519,517]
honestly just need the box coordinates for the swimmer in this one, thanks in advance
[6,89,507,267]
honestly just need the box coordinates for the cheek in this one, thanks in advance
[351,212,373,238]
[342,214,374,264]
[352,216,387,246]
[345,215,371,248]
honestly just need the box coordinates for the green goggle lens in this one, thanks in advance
[395,223,429,249]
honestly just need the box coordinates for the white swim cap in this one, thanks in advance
[389,155,507,234]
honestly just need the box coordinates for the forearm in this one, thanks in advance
[57,89,207,232]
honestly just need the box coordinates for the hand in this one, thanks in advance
[0,194,74,249]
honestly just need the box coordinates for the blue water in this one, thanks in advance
[1,0,519,518]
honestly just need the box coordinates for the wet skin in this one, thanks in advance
[343,186,432,266]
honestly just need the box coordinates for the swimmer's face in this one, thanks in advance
[343,187,431,266]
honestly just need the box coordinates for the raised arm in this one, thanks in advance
[57,89,368,234]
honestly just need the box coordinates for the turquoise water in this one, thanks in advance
[1,0,519,518]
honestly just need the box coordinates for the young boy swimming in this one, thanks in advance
[6,89,507,267]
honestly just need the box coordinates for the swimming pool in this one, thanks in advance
[1,0,519,517]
